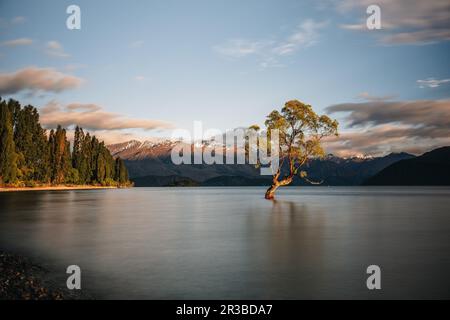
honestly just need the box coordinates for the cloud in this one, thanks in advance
[382,29,450,45]
[214,19,327,67]
[45,41,70,58]
[131,40,144,48]
[65,129,151,145]
[11,16,26,24]
[273,20,328,55]
[40,101,174,132]
[325,99,450,156]
[213,39,272,58]
[327,99,450,128]
[1,38,33,47]
[213,39,284,68]
[0,16,26,28]
[0,67,83,95]
[63,64,87,72]
[417,77,450,88]
[65,103,102,112]
[336,0,450,45]
[324,124,450,157]
[135,75,146,81]
[357,92,396,101]
[339,24,367,31]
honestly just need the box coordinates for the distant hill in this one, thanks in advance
[364,147,450,186]
[291,152,415,186]
[202,175,272,186]
[132,175,199,187]
[108,139,416,187]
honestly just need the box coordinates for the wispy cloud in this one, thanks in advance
[131,40,145,48]
[1,38,33,47]
[135,75,146,81]
[324,124,450,157]
[214,19,327,68]
[357,92,396,101]
[66,129,152,145]
[339,24,367,31]
[327,99,450,128]
[40,101,174,131]
[45,41,70,58]
[325,98,450,156]
[213,39,272,58]
[0,67,83,95]
[0,16,26,28]
[273,20,328,55]
[417,77,450,88]
[11,16,26,24]
[63,64,87,72]
[336,0,450,45]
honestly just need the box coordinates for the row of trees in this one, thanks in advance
[0,97,129,187]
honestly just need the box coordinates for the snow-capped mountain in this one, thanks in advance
[106,139,415,186]
[108,139,179,160]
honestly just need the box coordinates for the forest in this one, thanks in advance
[0,97,130,187]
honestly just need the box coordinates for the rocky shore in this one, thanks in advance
[0,251,91,300]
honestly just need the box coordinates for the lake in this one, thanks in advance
[1,187,449,299]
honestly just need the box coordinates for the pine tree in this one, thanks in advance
[73,126,82,169]
[115,157,128,184]
[49,125,71,184]
[12,101,50,182]
[72,126,89,183]
[82,132,93,183]
[0,98,18,184]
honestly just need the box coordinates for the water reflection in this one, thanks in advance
[0,187,450,299]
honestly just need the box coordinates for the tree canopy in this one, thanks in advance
[255,100,338,199]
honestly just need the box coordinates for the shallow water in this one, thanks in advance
[1,187,449,299]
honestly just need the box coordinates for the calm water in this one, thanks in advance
[1,187,450,299]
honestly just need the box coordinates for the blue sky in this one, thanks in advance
[1,0,449,156]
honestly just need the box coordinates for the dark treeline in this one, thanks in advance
[0,97,129,187]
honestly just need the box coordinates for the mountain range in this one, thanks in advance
[364,147,450,186]
[107,139,429,186]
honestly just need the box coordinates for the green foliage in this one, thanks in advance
[0,98,18,183]
[115,157,129,184]
[49,125,72,184]
[0,97,130,187]
[264,100,338,161]
[264,100,338,163]
[101,178,117,187]
[258,100,339,197]
[12,102,50,182]
[66,168,80,184]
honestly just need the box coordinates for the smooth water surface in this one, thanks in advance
[1,187,449,299]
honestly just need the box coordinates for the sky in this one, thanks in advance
[0,0,449,156]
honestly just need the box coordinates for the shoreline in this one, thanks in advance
[0,251,92,300]
[0,185,128,192]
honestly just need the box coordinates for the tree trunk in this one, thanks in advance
[265,183,279,199]
[264,176,293,200]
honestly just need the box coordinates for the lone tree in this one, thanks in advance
[254,100,338,200]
